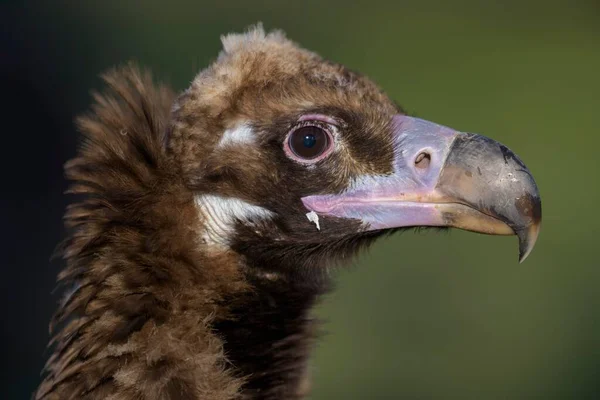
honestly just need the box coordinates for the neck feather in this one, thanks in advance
[38,64,328,400]
[214,271,326,399]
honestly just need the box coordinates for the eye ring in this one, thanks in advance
[284,122,335,164]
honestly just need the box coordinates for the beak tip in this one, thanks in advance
[517,222,541,263]
[518,248,529,264]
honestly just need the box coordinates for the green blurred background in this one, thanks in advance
[1,0,599,398]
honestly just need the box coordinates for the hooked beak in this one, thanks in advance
[302,115,541,262]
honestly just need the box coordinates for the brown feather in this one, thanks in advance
[37,64,247,399]
[38,25,402,400]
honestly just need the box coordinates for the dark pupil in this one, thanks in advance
[290,126,328,159]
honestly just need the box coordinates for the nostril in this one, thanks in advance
[414,152,431,169]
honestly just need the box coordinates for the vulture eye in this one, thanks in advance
[286,125,333,162]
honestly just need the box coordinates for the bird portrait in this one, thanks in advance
[33,25,542,399]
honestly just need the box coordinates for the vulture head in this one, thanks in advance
[37,26,541,400]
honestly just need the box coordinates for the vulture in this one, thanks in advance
[36,26,541,400]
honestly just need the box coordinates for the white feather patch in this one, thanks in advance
[218,123,255,148]
[306,211,321,230]
[195,194,274,246]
